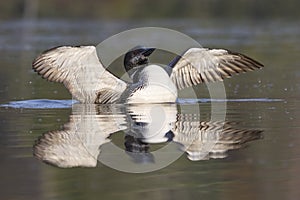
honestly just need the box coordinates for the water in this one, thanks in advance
[0,19,300,200]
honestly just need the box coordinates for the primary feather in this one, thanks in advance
[170,48,264,89]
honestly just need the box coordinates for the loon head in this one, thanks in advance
[124,46,156,72]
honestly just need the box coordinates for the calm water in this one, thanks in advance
[0,19,300,200]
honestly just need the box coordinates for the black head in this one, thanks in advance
[124,46,156,72]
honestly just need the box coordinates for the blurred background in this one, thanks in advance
[0,1,300,200]
[0,0,299,20]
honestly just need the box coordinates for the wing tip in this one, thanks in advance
[32,54,55,82]
[32,45,62,69]
[32,45,76,82]
[226,49,264,68]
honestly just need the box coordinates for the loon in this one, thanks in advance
[32,45,263,103]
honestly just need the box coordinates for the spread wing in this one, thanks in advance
[169,48,264,89]
[32,46,127,103]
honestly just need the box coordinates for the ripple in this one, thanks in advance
[178,98,283,104]
[0,99,77,109]
[1,98,283,109]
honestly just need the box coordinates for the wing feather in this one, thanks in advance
[170,48,264,90]
[33,46,127,103]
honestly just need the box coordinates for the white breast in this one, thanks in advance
[127,65,178,103]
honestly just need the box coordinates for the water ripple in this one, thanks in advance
[0,99,76,109]
[0,98,283,109]
[178,98,283,104]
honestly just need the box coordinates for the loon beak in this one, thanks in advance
[142,48,156,56]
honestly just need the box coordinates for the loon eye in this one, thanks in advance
[131,57,139,64]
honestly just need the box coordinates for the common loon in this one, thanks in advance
[32,45,263,103]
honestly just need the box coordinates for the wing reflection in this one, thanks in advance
[33,104,127,168]
[172,120,262,161]
[33,103,263,168]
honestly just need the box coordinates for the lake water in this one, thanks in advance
[0,19,299,200]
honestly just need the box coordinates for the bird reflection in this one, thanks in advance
[33,104,263,168]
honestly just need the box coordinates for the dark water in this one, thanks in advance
[0,19,300,200]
